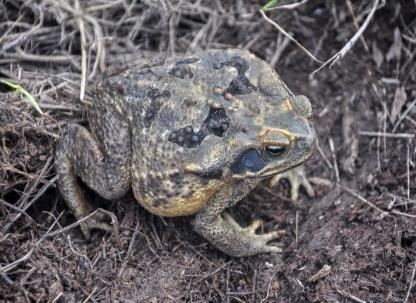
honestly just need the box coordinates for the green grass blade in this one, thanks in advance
[261,0,280,11]
[1,79,43,115]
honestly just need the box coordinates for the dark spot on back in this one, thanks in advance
[144,88,171,127]
[176,57,199,65]
[168,105,230,148]
[168,66,193,79]
[168,58,199,79]
[202,106,230,137]
[168,125,199,148]
[213,56,257,95]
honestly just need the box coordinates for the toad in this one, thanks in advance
[55,49,316,257]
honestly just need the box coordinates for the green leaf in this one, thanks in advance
[1,79,43,115]
[261,0,280,11]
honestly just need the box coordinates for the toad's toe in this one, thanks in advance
[79,217,113,239]
[270,166,315,201]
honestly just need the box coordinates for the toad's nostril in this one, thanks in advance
[296,138,313,151]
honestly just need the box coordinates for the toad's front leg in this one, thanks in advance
[193,181,282,257]
[270,165,314,201]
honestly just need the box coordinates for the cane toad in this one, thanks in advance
[55,49,316,257]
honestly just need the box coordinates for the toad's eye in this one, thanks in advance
[264,145,286,158]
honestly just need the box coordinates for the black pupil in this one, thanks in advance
[265,145,286,157]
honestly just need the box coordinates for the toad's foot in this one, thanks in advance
[222,212,263,234]
[269,166,314,201]
[222,213,283,252]
[79,212,113,240]
[195,211,282,257]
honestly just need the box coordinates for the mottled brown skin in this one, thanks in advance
[55,49,316,257]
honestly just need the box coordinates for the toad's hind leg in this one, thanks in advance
[55,123,131,239]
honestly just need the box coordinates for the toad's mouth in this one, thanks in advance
[258,162,304,179]
[233,163,293,179]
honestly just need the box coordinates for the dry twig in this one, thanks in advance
[359,131,415,139]
[311,0,382,76]
[403,261,416,303]
[338,184,389,218]
[259,9,323,64]
[337,289,367,303]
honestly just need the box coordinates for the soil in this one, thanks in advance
[1,1,415,302]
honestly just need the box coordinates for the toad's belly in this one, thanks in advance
[131,173,223,217]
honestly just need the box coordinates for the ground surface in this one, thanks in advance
[1,0,415,302]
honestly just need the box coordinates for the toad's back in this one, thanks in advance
[87,49,294,216]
